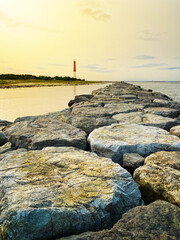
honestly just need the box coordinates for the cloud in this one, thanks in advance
[139,30,164,42]
[160,67,180,70]
[106,58,116,61]
[80,64,115,72]
[135,55,156,60]
[81,8,111,21]
[0,11,59,32]
[46,63,67,67]
[133,63,165,68]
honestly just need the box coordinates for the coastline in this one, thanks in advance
[0,80,112,89]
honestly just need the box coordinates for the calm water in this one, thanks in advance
[0,81,179,122]
[0,84,109,122]
[128,81,180,102]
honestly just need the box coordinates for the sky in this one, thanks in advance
[0,0,180,81]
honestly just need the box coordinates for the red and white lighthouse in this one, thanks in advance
[73,60,76,78]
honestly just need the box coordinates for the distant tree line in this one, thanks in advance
[0,74,85,81]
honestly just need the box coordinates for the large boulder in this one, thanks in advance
[58,109,117,134]
[71,103,144,118]
[4,119,87,150]
[142,113,179,130]
[144,107,180,118]
[134,151,180,206]
[0,147,142,240]
[170,125,180,138]
[112,112,179,130]
[88,123,180,164]
[59,200,180,240]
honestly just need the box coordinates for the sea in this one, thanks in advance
[0,81,179,122]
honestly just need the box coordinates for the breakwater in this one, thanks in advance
[0,82,180,240]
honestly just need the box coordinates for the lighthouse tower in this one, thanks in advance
[73,60,77,79]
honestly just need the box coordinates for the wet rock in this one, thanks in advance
[0,132,8,146]
[170,125,180,138]
[134,151,180,206]
[122,153,145,175]
[88,123,180,164]
[142,113,179,130]
[144,107,180,118]
[0,147,142,240]
[59,200,180,240]
[4,118,87,150]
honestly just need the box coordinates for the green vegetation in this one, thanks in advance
[0,74,103,88]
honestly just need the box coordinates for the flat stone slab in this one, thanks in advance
[134,151,180,206]
[4,119,87,150]
[170,125,180,138]
[88,123,180,164]
[0,147,142,240]
[112,112,143,124]
[142,113,179,130]
[60,200,180,240]
[144,107,180,118]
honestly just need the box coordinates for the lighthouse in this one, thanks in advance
[73,60,77,79]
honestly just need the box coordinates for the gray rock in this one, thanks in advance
[144,107,180,118]
[0,147,142,240]
[170,125,180,138]
[112,112,143,124]
[0,132,8,146]
[123,153,145,175]
[59,200,180,240]
[68,94,93,107]
[0,119,12,126]
[142,113,180,130]
[88,123,180,164]
[4,119,87,150]
[134,151,180,206]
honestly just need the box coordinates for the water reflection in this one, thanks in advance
[0,83,109,122]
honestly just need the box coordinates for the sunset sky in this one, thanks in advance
[0,0,180,81]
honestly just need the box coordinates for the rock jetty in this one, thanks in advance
[0,81,180,240]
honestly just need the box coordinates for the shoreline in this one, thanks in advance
[0,80,114,89]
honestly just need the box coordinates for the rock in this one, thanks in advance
[122,153,145,175]
[0,142,11,154]
[71,103,144,118]
[133,151,180,206]
[104,103,144,114]
[14,110,63,123]
[88,123,180,164]
[112,112,143,124]
[144,107,180,118]
[59,115,117,134]
[153,99,180,110]
[4,119,87,150]
[142,113,179,130]
[0,119,12,126]
[59,200,180,240]
[0,147,142,240]
[112,112,179,131]
[170,125,180,138]
[0,132,8,146]
[68,95,93,107]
